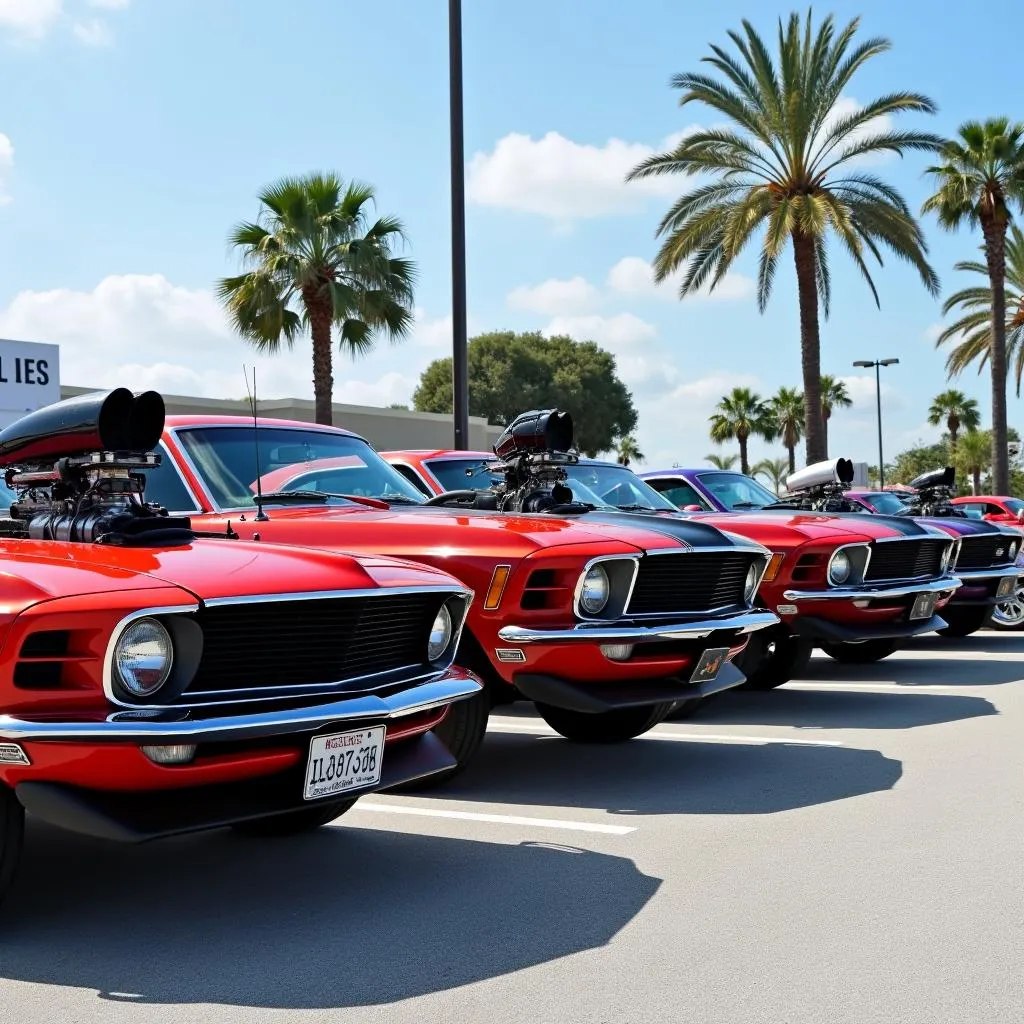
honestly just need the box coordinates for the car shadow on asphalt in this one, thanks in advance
[689,687,996,730]
[1,822,660,1009]
[904,631,1024,655]
[797,654,1023,687]
[441,732,902,817]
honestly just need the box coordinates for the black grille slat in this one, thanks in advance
[185,593,445,697]
[626,552,753,616]
[865,540,947,582]
[955,535,1015,571]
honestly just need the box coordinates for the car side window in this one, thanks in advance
[144,449,200,512]
[392,464,432,497]
[958,503,984,518]
[987,503,1008,516]
[649,479,706,509]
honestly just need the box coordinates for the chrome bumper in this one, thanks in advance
[783,576,961,602]
[954,566,1020,582]
[0,676,481,744]
[497,609,779,645]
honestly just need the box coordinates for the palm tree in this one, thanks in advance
[820,375,853,456]
[936,226,1024,397]
[627,10,940,466]
[218,173,416,425]
[616,435,644,466]
[769,387,804,474]
[955,430,992,495]
[923,118,1024,494]
[705,453,739,470]
[752,456,789,494]
[709,387,776,474]
[927,390,981,453]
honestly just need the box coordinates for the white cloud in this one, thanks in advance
[0,132,13,203]
[467,130,696,220]
[543,312,656,348]
[507,276,600,316]
[606,256,754,303]
[924,323,943,344]
[89,0,129,7]
[837,373,907,413]
[0,0,62,39]
[72,17,110,45]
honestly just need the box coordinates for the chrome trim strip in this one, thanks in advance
[102,588,473,711]
[497,609,779,644]
[0,677,482,743]
[149,440,203,514]
[572,554,640,620]
[954,566,1020,582]
[782,577,962,601]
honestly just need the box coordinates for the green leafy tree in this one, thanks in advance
[927,389,981,453]
[769,386,804,473]
[885,441,950,486]
[705,452,739,470]
[936,226,1024,396]
[752,456,789,494]
[218,174,415,425]
[413,331,637,456]
[923,118,1024,494]
[708,387,776,474]
[955,429,992,495]
[627,9,940,465]
[616,435,644,466]
[820,375,853,456]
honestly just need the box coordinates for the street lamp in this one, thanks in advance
[852,358,900,490]
[448,0,470,449]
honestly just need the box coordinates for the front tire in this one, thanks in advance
[821,639,899,664]
[231,798,358,837]
[0,785,24,907]
[936,606,990,638]
[535,702,673,743]
[990,584,1024,630]
[735,629,813,690]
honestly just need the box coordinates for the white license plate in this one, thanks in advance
[997,575,1017,599]
[303,726,385,801]
[909,592,938,621]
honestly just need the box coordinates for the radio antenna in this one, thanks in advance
[244,364,269,521]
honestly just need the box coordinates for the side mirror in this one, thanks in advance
[683,504,704,512]
[1016,508,1024,524]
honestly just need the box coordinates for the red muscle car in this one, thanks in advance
[950,495,1024,526]
[383,449,962,687]
[0,389,482,907]
[140,411,777,763]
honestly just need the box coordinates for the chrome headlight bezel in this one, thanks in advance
[428,604,454,662]
[112,616,174,699]
[827,550,852,586]
[578,564,611,616]
[743,561,761,603]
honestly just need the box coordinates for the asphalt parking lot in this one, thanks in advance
[4,632,1023,1024]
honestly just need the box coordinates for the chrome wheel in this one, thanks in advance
[991,584,1024,629]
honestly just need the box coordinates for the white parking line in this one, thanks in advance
[354,803,637,835]
[487,719,843,747]
[786,681,998,693]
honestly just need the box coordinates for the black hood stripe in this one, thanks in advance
[574,510,742,549]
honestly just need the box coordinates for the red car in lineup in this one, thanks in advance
[382,447,963,687]
[0,390,484,907]
[950,495,1024,526]
[138,408,777,767]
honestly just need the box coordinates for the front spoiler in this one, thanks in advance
[0,675,481,744]
[791,613,948,643]
[497,609,778,645]
[949,566,1020,607]
[511,661,746,713]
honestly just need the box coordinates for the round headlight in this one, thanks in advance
[428,604,453,662]
[1010,541,1019,560]
[828,550,852,586]
[743,562,760,603]
[579,565,610,615]
[114,617,173,698]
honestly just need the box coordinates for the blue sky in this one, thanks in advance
[0,0,1020,469]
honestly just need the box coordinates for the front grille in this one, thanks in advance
[183,592,447,699]
[626,552,753,616]
[865,539,947,582]
[955,534,1016,571]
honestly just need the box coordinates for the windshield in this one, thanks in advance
[425,458,503,492]
[175,426,426,509]
[564,464,678,510]
[1005,498,1024,514]
[859,491,911,515]
[697,471,777,510]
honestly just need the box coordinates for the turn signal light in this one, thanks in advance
[762,552,786,583]
[484,564,512,610]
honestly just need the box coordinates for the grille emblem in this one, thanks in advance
[495,648,526,663]
[0,743,29,765]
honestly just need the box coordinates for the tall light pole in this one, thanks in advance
[448,0,469,449]
[853,358,899,490]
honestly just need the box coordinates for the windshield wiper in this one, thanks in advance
[615,504,664,512]
[730,502,764,509]
[256,490,332,504]
[369,494,423,505]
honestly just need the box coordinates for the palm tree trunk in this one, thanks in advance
[739,435,749,476]
[948,424,958,455]
[822,412,830,460]
[787,444,796,476]
[973,467,982,495]
[792,231,825,464]
[304,289,335,426]
[984,217,1010,493]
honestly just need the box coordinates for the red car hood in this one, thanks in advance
[695,511,932,544]
[217,503,722,557]
[0,537,447,609]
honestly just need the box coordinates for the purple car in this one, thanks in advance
[642,465,1022,638]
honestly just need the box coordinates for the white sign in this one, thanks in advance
[0,339,60,429]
